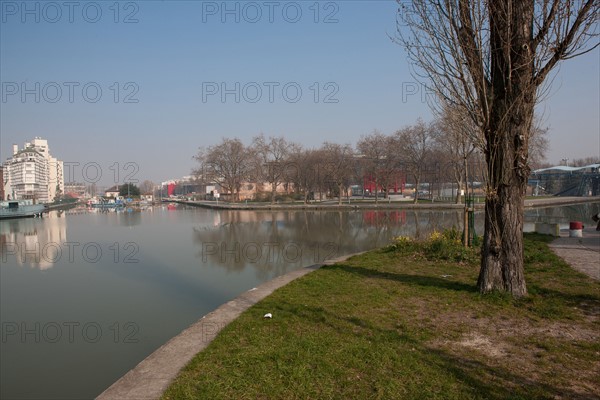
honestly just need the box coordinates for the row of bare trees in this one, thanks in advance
[193,108,544,205]
[194,136,355,205]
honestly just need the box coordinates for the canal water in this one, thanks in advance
[1,203,597,399]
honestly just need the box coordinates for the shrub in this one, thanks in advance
[387,236,415,252]
[387,228,478,263]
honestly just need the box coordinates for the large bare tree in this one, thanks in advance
[288,148,321,204]
[321,142,355,205]
[528,123,550,170]
[357,130,402,204]
[251,134,298,204]
[396,119,436,204]
[396,0,598,297]
[139,180,156,195]
[194,138,254,202]
[435,102,478,204]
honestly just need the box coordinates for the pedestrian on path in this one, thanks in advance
[592,213,600,231]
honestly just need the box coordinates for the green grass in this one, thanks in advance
[163,233,600,400]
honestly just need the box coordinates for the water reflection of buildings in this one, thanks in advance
[0,212,67,270]
[363,210,406,225]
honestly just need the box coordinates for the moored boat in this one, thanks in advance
[87,196,125,209]
[0,200,47,219]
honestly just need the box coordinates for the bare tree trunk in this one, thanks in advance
[271,183,276,205]
[455,177,463,204]
[338,184,343,205]
[477,0,534,297]
[413,178,420,204]
[478,182,527,296]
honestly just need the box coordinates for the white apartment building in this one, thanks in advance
[3,137,64,203]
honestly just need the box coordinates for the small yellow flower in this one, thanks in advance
[429,230,443,241]
[393,236,412,244]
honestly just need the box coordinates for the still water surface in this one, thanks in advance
[1,203,597,399]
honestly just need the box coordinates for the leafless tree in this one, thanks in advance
[321,142,355,205]
[528,124,550,170]
[313,148,330,202]
[356,130,402,204]
[139,180,155,195]
[569,156,599,167]
[435,102,479,204]
[288,148,321,204]
[396,119,436,204]
[193,138,254,202]
[435,101,548,201]
[395,0,599,297]
[251,134,299,204]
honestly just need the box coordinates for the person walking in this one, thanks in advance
[592,213,600,231]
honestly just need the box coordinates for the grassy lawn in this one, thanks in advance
[163,233,600,400]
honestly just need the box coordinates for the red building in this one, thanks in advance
[363,173,405,195]
[167,183,176,196]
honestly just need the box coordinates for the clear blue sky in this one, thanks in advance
[1,0,598,186]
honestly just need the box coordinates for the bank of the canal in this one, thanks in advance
[8,204,485,399]
[96,253,361,400]
[97,198,600,399]
[171,196,599,211]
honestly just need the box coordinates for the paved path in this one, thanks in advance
[549,227,600,281]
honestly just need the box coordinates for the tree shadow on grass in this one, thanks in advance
[527,285,600,317]
[425,347,597,400]
[270,299,595,400]
[325,263,478,293]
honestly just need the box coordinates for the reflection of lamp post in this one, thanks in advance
[562,158,569,167]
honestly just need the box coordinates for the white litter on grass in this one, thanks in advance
[249,288,257,291]
[441,274,452,278]
[263,313,273,319]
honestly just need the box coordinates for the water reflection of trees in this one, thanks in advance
[192,209,475,281]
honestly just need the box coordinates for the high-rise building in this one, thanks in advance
[0,166,5,201]
[3,137,64,203]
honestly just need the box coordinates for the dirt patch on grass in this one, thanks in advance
[455,332,508,358]
[474,317,599,342]
[539,321,599,341]
[428,310,600,399]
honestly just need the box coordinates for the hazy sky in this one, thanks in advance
[1,1,598,187]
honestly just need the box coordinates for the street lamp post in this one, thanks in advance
[463,155,469,247]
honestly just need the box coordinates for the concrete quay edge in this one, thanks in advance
[96,252,363,400]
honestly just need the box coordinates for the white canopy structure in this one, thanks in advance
[533,164,600,174]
